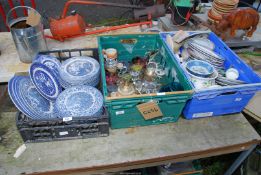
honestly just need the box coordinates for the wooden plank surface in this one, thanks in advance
[239,54,261,120]
[0,112,260,175]
[0,27,141,83]
[244,92,261,120]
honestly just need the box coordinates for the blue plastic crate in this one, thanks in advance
[160,32,261,119]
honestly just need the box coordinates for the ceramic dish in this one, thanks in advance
[8,76,57,120]
[215,0,239,6]
[184,63,218,90]
[34,54,61,77]
[188,48,224,65]
[213,4,235,13]
[188,41,224,61]
[186,60,215,78]
[189,38,215,51]
[30,62,62,101]
[209,0,238,23]
[186,47,224,68]
[60,76,100,89]
[14,76,57,119]
[225,68,239,80]
[60,56,100,86]
[208,10,222,21]
[216,75,246,85]
[214,0,237,7]
[55,85,104,118]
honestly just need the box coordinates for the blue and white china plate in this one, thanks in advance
[30,62,62,101]
[60,75,100,89]
[8,77,32,118]
[188,42,225,62]
[216,75,245,85]
[34,54,61,76]
[11,76,50,119]
[8,76,57,120]
[60,56,100,85]
[55,85,103,118]
[190,38,215,51]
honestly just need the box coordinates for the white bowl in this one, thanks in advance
[225,68,239,80]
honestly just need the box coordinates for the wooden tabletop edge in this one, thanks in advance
[29,139,260,175]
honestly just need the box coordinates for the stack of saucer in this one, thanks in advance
[208,0,239,23]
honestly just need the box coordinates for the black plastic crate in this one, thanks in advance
[16,109,109,143]
[39,48,99,62]
[15,48,109,143]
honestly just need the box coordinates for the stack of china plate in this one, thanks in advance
[208,0,239,23]
[184,39,225,72]
[8,54,104,120]
[216,75,245,86]
[8,76,57,120]
[59,56,100,88]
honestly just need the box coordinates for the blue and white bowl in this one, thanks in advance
[186,60,214,78]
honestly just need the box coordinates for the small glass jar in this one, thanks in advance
[130,64,143,82]
[144,62,157,81]
[117,74,135,96]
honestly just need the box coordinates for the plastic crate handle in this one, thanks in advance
[220,91,237,96]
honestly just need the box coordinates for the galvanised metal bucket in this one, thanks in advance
[7,6,47,63]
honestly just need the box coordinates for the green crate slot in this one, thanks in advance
[98,34,193,129]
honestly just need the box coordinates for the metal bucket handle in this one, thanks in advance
[6,6,41,28]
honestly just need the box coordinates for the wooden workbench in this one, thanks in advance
[0,112,260,175]
[0,26,260,175]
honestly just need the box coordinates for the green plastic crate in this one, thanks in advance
[98,34,193,129]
